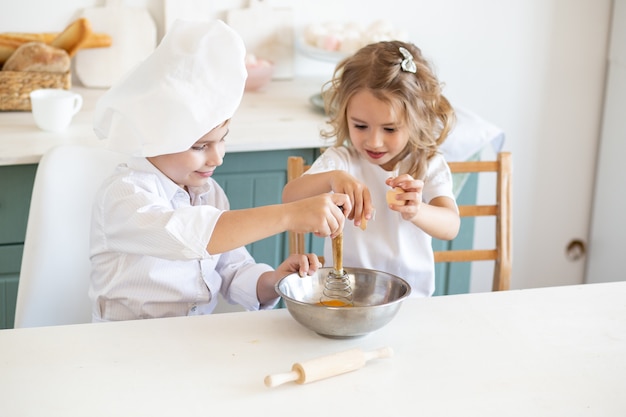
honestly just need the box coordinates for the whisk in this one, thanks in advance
[320,232,353,307]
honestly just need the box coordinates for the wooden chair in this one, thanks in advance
[434,152,512,291]
[286,152,512,292]
[286,156,320,263]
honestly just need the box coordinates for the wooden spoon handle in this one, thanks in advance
[332,232,343,275]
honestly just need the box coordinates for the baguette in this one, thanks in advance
[50,17,92,57]
[1,33,52,43]
[0,31,112,48]
[81,32,113,49]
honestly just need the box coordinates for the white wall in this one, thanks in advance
[0,0,613,292]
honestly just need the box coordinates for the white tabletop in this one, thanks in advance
[1,281,624,416]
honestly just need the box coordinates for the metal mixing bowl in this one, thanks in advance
[276,267,411,338]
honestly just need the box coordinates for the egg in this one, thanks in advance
[386,187,404,205]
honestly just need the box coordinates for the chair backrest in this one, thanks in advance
[434,152,512,291]
[286,156,311,258]
[14,145,127,328]
[286,152,512,292]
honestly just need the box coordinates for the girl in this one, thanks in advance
[282,41,460,297]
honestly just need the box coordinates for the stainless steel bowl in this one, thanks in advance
[276,267,411,338]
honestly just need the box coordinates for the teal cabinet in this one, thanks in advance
[213,148,320,268]
[0,246,22,329]
[0,164,37,329]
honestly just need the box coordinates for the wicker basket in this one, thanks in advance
[0,70,71,111]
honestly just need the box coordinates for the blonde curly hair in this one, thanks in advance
[321,40,455,179]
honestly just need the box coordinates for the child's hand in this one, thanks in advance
[258,253,322,303]
[385,174,424,221]
[286,193,352,238]
[276,253,322,278]
[329,170,375,229]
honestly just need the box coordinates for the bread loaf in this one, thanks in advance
[0,31,112,64]
[2,41,70,72]
[0,18,93,62]
[50,17,92,57]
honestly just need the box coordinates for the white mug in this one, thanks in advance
[29,89,83,133]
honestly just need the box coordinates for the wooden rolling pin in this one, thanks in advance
[264,346,393,388]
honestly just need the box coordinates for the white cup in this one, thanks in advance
[29,88,83,133]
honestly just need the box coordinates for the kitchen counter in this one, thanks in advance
[0,76,504,167]
[0,281,624,416]
[0,77,329,166]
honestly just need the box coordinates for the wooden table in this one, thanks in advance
[1,281,624,416]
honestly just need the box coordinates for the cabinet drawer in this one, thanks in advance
[0,164,37,245]
[0,244,23,329]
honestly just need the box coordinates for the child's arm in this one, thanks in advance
[283,170,375,229]
[406,196,460,240]
[386,176,460,240]
[256,253,322,304]
[282,171,336,201]
[207,193,351,255]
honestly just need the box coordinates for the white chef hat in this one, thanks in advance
[93,19,247,157]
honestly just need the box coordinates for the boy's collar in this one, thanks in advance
[127,157,213,200]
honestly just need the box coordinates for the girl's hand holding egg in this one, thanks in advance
[386,186,404,206]
[386,176,425,222]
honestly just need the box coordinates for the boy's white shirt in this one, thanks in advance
[305,147,456,297]
[89,157,275,321]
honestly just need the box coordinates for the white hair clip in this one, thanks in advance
[399,46,417,74]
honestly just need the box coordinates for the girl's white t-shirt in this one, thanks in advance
[305,147,456,297]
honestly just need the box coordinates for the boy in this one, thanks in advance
[89,19,349,321]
